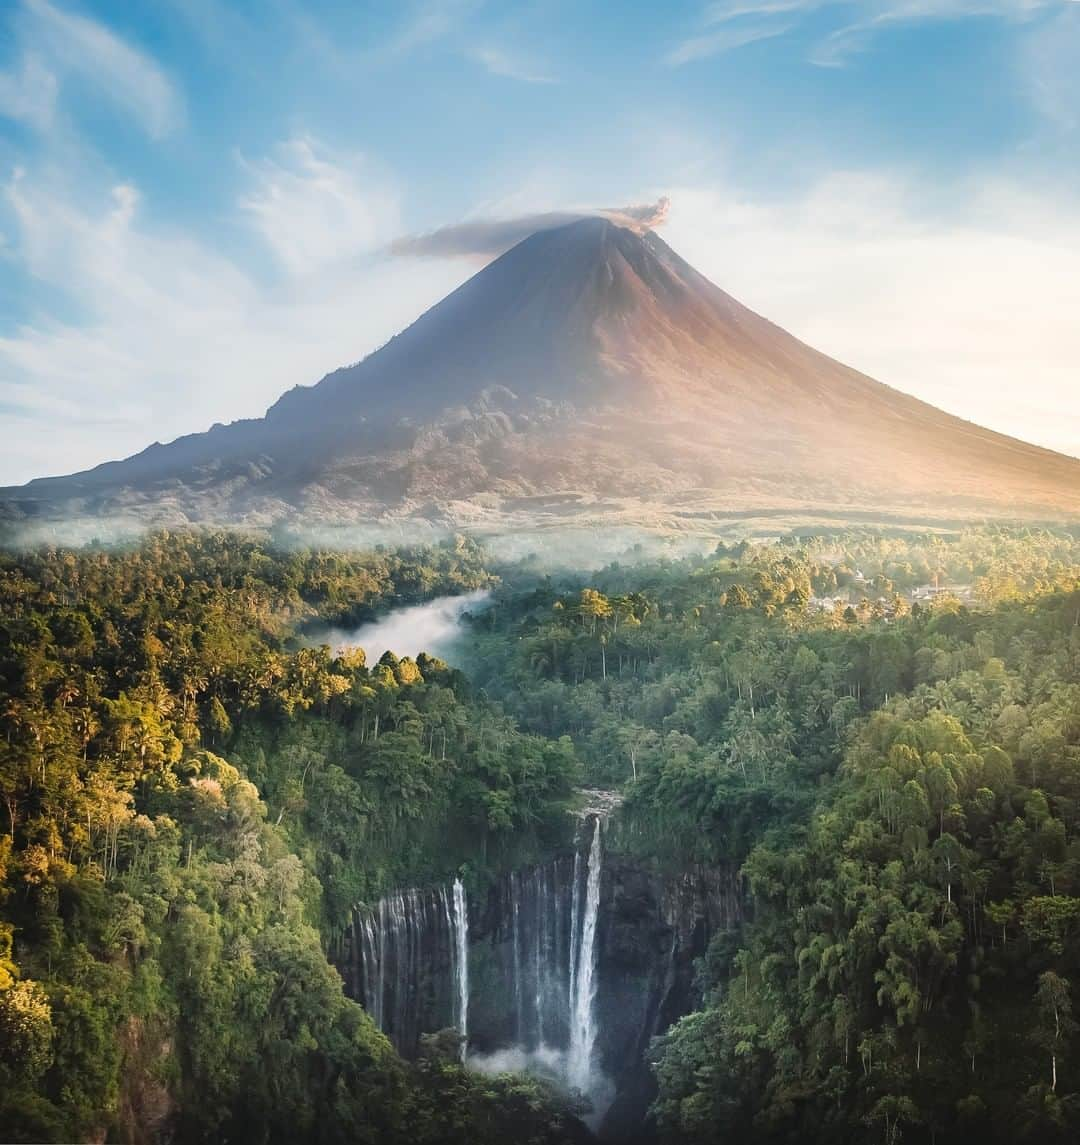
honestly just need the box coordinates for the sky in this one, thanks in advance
[0,0,1079,485]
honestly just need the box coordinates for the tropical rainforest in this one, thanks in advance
[3,524,1080,1144]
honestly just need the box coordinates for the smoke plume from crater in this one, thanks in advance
[389,197,670,261]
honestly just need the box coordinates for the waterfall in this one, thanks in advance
[452,878,469,1059]
[511,871,525,1039]
[376,897,387,1030]
[568,848,581,1030]
[353,882,466,1055]
[567,816,603,1093]
[341,804,720,1138]
[533,867,546,1047]
[348,815,608,1111]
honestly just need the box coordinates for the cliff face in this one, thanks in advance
[592,858,744,1141]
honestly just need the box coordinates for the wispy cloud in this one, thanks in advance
[388,0,479,54]
[806,0,1053,66]
[383,2,555,85]
[1024,4,1080,130]
[0,52,57,129]
[0,0,183,138]
[470,44,556,83]
[664,20,794,65]
[667,0,1068,67]
[0,142,466,484]
[239,137,400,275]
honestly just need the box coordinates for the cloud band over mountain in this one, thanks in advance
[388,198,671,260]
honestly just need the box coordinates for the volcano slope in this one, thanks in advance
[3,217,1078,531]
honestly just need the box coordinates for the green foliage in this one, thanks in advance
[0,531,579,1142]
[464,526,1080,1142]
[5,523,1080,1142]
[623,553,1080,1143]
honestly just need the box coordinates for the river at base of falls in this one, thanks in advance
[348,816,614,1127]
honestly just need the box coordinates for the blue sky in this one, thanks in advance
[1,0,1079,483]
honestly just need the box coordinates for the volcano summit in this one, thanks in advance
[4,216,1078,530]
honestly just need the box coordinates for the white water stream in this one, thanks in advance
[452,878,469,1060]
[567,816,603,1094]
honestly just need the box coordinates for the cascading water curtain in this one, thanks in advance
[354,882,468,1055]
[452,878,469,1060]
[352,816,604,1094]
[567,815,603,1093]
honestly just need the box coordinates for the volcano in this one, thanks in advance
[3,216,1078,530]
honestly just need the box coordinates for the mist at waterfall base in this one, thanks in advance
[466,1044,614,1128]
[348,818,616,1130]
[308,589,491,665]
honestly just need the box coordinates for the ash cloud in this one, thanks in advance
[389,197,670,261]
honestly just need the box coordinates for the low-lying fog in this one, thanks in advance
[309,589,491,666]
